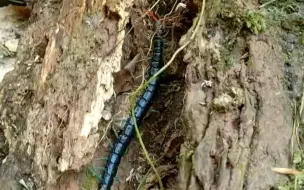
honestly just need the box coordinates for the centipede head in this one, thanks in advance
[154,20,169,37]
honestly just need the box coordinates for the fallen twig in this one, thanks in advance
[272,167,302,175]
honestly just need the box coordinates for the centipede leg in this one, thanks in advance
[99,36,164,190]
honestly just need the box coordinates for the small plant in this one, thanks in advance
[245,10,267,34]
[278,170,304,190]
[277,95,304,190]
[81,168,99,190]
[291,151,304,189]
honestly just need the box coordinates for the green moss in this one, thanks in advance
[277,150,304,190]
[222,53,234,70]
[205,0,244,27]
[217,47,235,71]
[278,173,304,190]
[81,171,99,190]
[245,10,267,34]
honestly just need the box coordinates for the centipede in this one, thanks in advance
[99,35,164,190]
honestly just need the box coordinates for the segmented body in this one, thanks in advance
[99,36,164,190]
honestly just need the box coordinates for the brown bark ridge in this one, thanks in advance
[0,0,134,188]
[178,0,292,189]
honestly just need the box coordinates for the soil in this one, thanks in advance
[0,0,303,190]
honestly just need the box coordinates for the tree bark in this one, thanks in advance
[0,0,133,188]
[179,0,292,189]
[0,0,296,189]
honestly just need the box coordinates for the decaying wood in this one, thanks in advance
[0,0,134,188]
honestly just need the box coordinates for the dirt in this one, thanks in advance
[0,0,303,189]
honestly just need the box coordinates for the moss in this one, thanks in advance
[204,0,245,27]
[205,0,221,21]
[213,93,234,111]
[218,49,234,70]
[81,171,99,190]
[278,170,304,190]
[212,87,245,112]
[244,10,267,34]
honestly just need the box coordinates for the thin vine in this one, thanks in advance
[129,0,206,189]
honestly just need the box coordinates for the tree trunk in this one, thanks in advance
[0,0,301,189]
[179,0,293,189]
[0,0,133,188]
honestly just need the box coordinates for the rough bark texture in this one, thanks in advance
[0,0,133,188]
[179,0,292,189]
[0,0,299,189]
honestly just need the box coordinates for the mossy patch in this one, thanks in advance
[217,48,235,71]
[244,10,267,34]
[212,87,244,111]
[81,170,99,190]
[278,151,304,190]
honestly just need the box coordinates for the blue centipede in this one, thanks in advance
[99,35,164,190]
